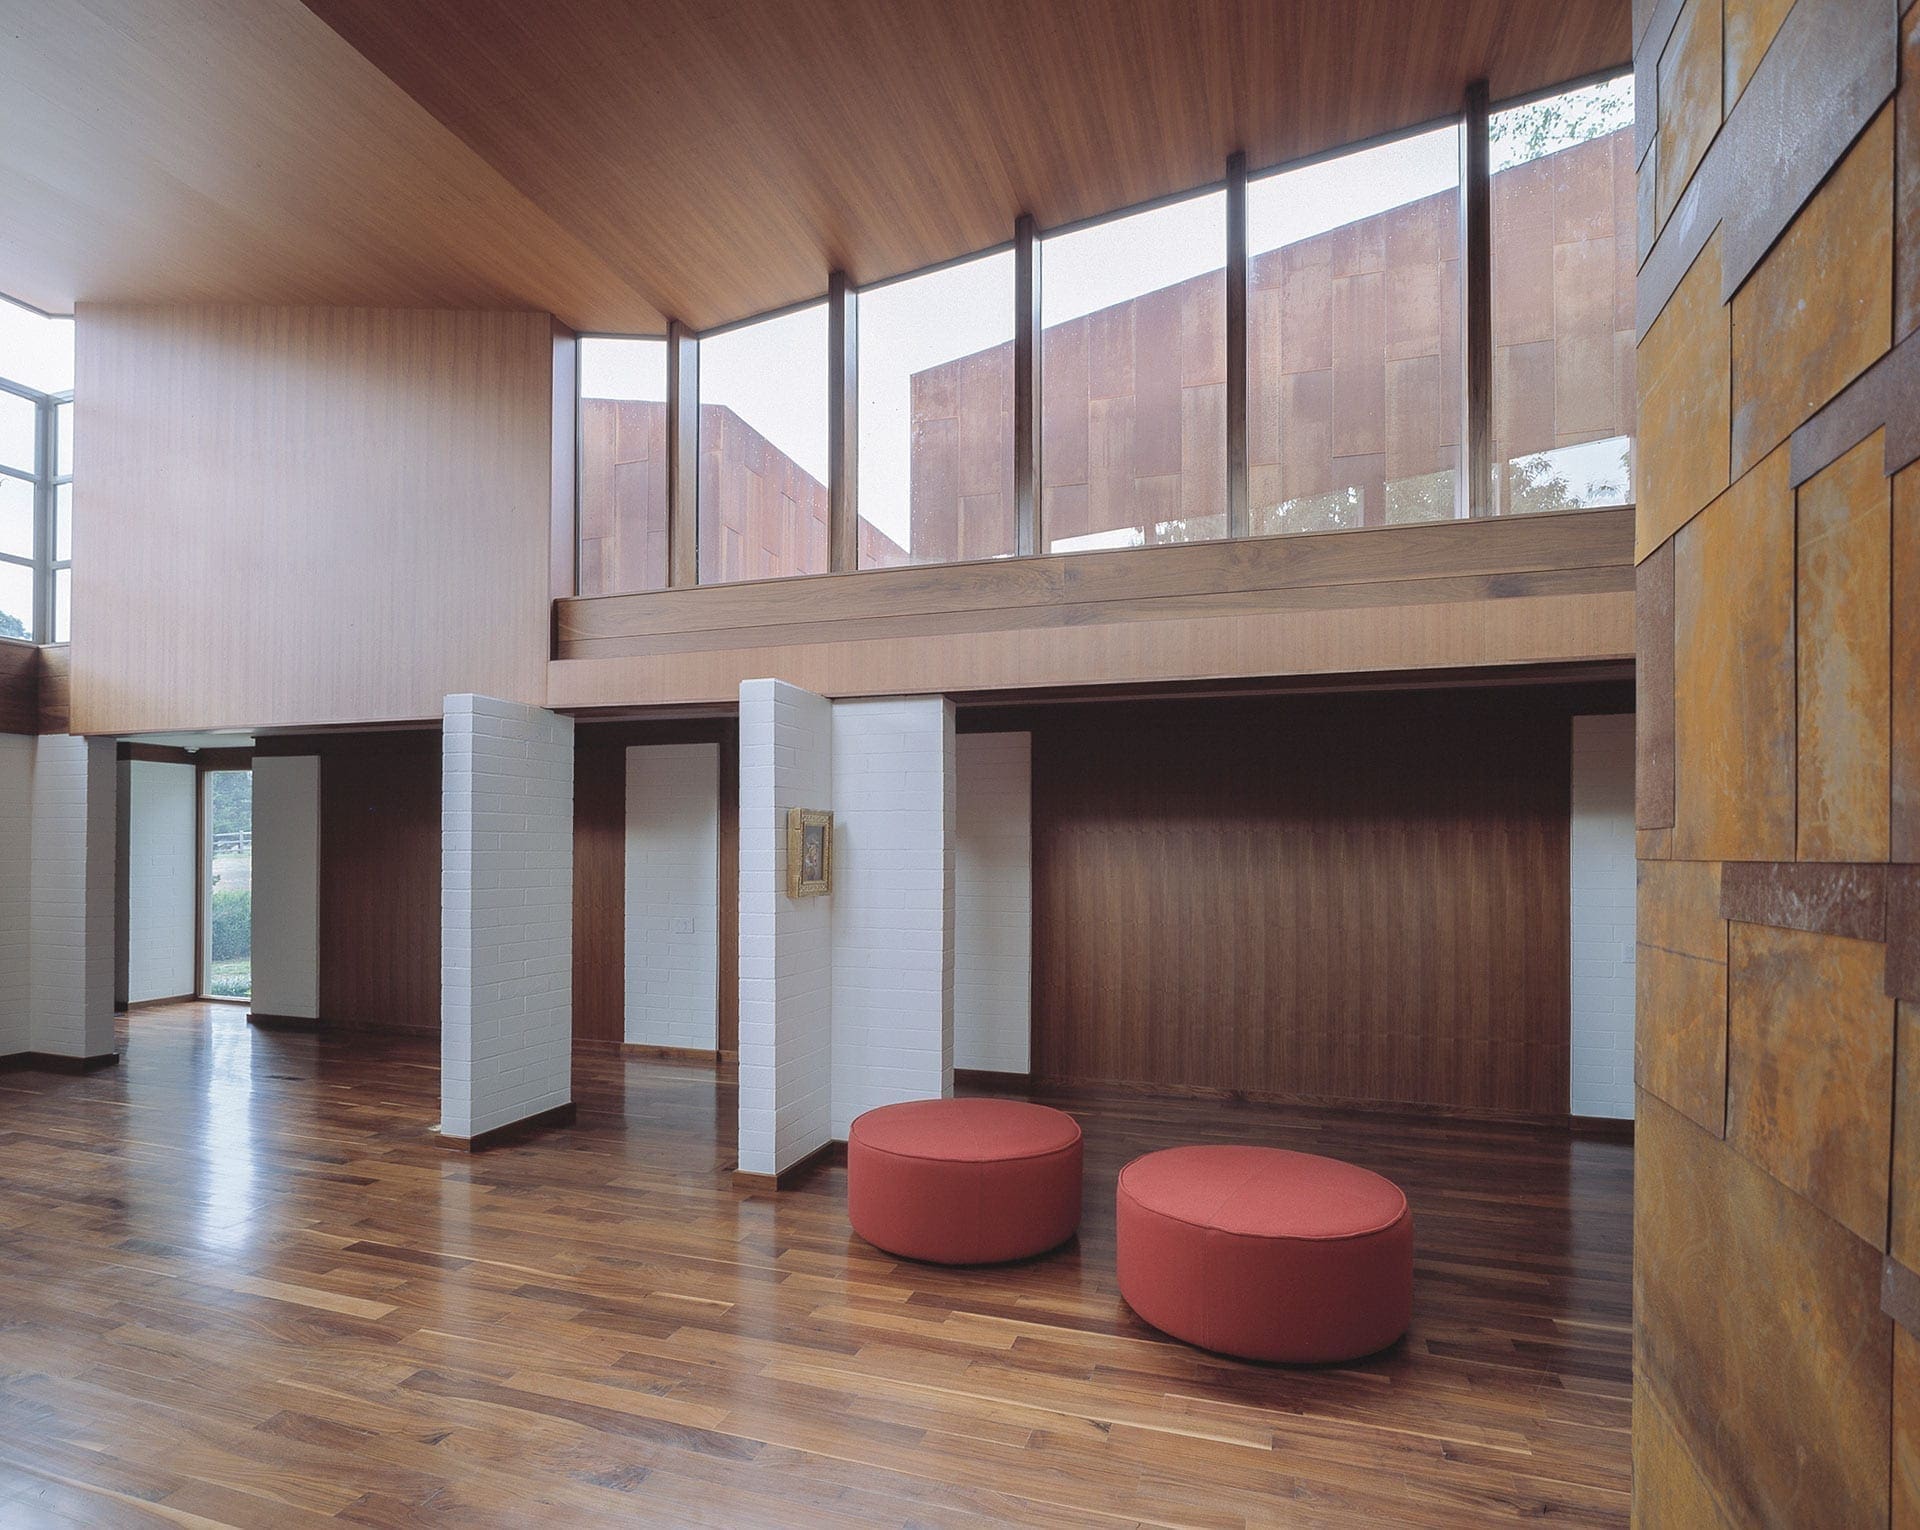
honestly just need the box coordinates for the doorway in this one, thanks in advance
[203,766,252,999]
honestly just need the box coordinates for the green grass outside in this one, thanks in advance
[209,959,251,999]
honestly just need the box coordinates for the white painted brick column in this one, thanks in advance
[737,678,833,1177]
[1571,713,1636,1120]
[955,731,1031,1076]
[830,697,956,1137]
[29,735,118,1061]
[0,734,37,1057]
[441,695,575,1141]
[252,755,322,1023]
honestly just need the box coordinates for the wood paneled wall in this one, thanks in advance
[274,720,738,1046]
[73,305,566,734]
[0,643,72,736]
[1631,1,1917,1523]
[296,731,443,1036]
[0,643,38,736]
[551,506,1635,708]
[989,685,1624,1116]
[572,719,738,1054]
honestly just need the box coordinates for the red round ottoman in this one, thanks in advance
[847,1098,1082,1264]
[1116,1145,1412,1363]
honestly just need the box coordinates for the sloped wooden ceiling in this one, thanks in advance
[0,0,663,327]
[0,0,1627,332]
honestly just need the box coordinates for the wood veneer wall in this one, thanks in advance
[572,719,738,1054]
[986,685,1624,1116]
[73,305,567,734]
[295,731,443,1036]
[1630,1,1918,1523]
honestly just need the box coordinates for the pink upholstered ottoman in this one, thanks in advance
[847,1098,1082,1264]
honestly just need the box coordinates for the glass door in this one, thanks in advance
[203,768,253,998]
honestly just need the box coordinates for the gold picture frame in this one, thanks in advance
[786,808,833,897]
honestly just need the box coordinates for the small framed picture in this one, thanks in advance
[786,808,833,898]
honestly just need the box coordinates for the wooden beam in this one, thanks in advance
[1461,81,1493,518]
[828,271,858,572]
[1226,151,1250,538]
[666,320,700,588]
[1014,214,1042,556]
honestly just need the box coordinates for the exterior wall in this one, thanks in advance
[1631,2,1913,1523]
[29,735,116,1058]
[125,760,196,1003]
[1569,713,1634,1119]
[736,678,834,1175]
[901,128,1633,559]
[1490,125,1637,511]
[252,755,321,1022]
[0,733,32,1054]
[440,695,574,1140]
[579,400,906,595]
[829,697,955,1137]
[954,731,1031,1075]
[580,397,669,598]
[624,741,719,1051]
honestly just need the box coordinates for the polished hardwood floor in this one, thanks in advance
[0,1005,1631,1527]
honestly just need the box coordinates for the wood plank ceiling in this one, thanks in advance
[0,0,1628,334]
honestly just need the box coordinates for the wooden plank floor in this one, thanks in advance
[0,1005,1631,1528]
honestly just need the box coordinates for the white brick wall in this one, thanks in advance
[126,760,196,1002]
[441,695,574,1140]
[625,742,719,1051]
[829,697,955,1137]
[30,735,117,1059]
[0,732,33,1055]
[955,731,1031,1076]
[1570,713,1636,1119]
[737,679,834,1176]
[252,755,321,1021]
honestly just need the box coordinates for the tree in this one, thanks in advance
[1504,442,1632,515]
[1490,78,1632,170]
[0,609,24,641]
[208,770,252,839]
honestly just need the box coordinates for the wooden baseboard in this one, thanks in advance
[440,1101,576,1152]
[622,1043,720,1064]
[126,993,196,1010]
[1017,1073,1615,1130]
[955,1068,1032,1091]
[0,1050,121,1075]
[732,1138,844,1192]
[1567,1114,1635,1140]
[247,1012,323,1032]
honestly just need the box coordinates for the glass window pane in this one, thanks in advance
[577,336,669,596]
[55,482,70,562]
[0,295,74,394]
[53,566,69,643]
[858,250,1015,568]
[206,770,253,998]
[1041,192,1227,552]
[698,303,829,584]
[56,400,72,476]
[1490,75,1635,513]
[0,559,31,641]
[0,476,31,559]
[0,392,36,474]
[1247,124,1463,533]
